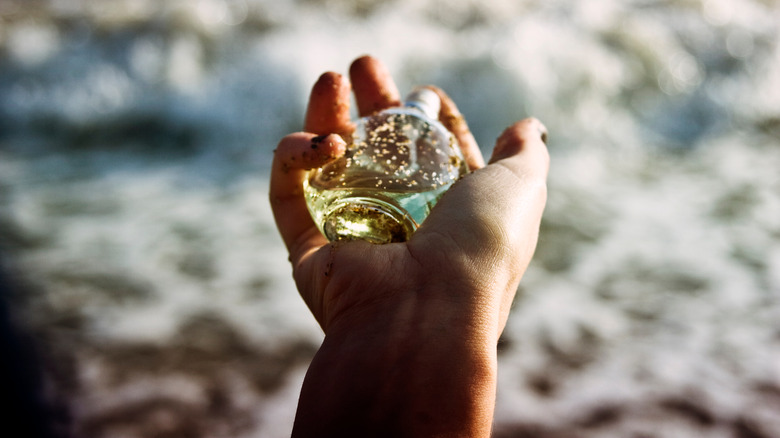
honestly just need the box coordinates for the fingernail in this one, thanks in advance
[311,135,328,149]
[534,120,548,145]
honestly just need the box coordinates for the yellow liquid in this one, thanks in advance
[302,105,468,244]
[304,180,455,243]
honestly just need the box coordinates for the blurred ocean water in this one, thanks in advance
[0,0,779,436]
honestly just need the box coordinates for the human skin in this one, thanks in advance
[269,55,549,437]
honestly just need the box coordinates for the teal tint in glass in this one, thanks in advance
[304,88,469,244]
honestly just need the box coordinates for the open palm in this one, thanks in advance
[269,55,549,437]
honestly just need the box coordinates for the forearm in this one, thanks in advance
[292,307,498,437]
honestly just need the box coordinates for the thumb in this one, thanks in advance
[489,117,549,172]
[412,117,549,274]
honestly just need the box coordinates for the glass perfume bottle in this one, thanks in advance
[304,87,469,244]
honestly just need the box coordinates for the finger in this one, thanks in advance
[349,55,401,116]
[304,72,354,136]
[483,117,550,272]
[490,119,549,330]
[424,85,485,170]
[489,117,549,174]
[270,132,346,259]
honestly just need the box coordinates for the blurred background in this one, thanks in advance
[0,0,778,437]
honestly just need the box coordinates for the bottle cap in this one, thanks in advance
[403,87,441,119]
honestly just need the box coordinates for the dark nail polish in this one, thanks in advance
[311,135,328,148]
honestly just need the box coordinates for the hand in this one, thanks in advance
[270,55,549,437]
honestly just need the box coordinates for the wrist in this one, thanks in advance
[293,291,498,437]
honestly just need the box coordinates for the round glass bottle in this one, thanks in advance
[304,88,468,244]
